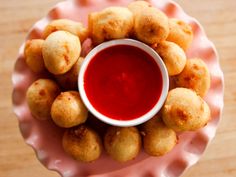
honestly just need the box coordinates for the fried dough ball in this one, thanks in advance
[51,91,88,128]
[128,1,151,16]
[162,88,211,132]
[86,113,109,137]
[142,115,177,156]
[24,39,45,73]
[174,58,211,97]
[26,79,60,120]
[42,31,81,75]
[167,18,193,51]
[43,19,88,43]
[154,41,186,76]
[133,7,169,45]
[62,125,102,162]
[55,57,84,90]
[88,7,133,45]
[104,126,141,162]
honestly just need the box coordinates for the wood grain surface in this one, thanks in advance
[0,0,235,177]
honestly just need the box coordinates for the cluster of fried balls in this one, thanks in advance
[25,1,211,163]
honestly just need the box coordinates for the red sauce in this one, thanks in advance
[84,45,163,120]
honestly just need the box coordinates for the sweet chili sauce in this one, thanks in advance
[84,45,163,120]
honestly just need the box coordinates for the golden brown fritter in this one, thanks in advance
[62,125,102,162]
[104,126,141,162]
[174,58,211,97]
[142,115,177,156]
[43,19,88,43]
[51,91,88,128]
[162,88,211,132]
[167,18,193,51]
[26,79,60,120]
[42,31,81,75]
[88,7,133,45]
[133,7,169,44]
[55,57,84,91]
[24,39,45,73]
[154,41,186,76]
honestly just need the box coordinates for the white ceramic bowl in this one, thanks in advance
[78,39,169,127]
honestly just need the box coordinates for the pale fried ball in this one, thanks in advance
[26,79,60,120]
[128,1,151,16]
[62,125,102,162]
[174,58,211,97]
[162,88,211,132]
[86,113,109,137]
[104,126,141,162]
[43,19,88,43]
[55,57,84,91]
[24,39,45,73]
[42,31,81,75]
[88,7,133,45]
[142,115,177,156]
[167,18,193,51]
[154,41,186,76]
[133,7,169,45]
[51,91,88,128]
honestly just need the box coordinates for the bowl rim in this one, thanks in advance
[78,39,169,127]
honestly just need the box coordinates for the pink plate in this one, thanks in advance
[12,0,224,177]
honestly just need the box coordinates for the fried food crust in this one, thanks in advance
[162,88,211,132]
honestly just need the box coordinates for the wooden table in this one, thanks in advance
[1,0,235,177]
